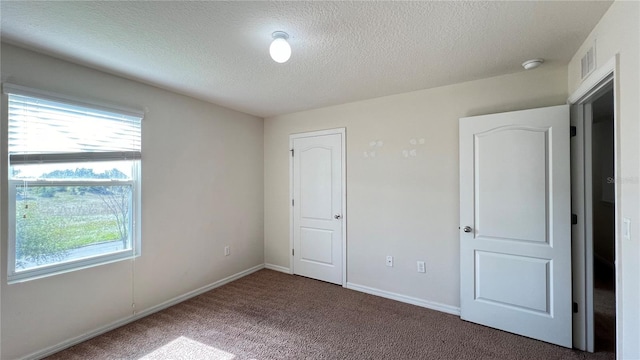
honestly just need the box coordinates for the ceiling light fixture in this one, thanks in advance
[522,58,544,70]
[270,31,291,63]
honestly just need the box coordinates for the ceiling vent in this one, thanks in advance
[581,42,596,80]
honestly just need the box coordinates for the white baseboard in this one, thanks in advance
[264,263,290,274]
[22,264,265,360]
[346,282,460,316]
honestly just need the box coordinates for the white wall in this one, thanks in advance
[0,43,265,360]
[567,1,640,358]
[264,65,568,309]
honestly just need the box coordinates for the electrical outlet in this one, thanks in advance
[386,255,393,267]
[224,246,230,256]
[417,261,426,273]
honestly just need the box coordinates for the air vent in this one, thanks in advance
[581,43,596,80]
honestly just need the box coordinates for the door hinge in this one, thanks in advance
[292,249,295,256]
[292,199,294,206]
[570,126,577,137]
[290,149,294,157]
[573,302,578,313]
[571,214,578,225]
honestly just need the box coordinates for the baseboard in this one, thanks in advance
[21,264,265,360]
[346,282,460,316]
[264,263,290,274]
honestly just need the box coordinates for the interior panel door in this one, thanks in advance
[459,105,572,347]
[292,130,344,285]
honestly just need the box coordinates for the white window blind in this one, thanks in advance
[5,84,142,165]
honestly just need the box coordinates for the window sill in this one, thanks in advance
[8,250,140,284]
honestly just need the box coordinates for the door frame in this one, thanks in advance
[568,55,619,352]
[289,127,347,286]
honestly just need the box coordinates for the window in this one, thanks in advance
[4,84,142,282]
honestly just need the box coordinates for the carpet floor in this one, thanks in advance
[594,267,616,353]
[46,269,614,360]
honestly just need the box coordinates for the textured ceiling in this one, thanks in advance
[1,1,612,117]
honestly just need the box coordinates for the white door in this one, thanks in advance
[459,105,572,347]
[291,129,345,285]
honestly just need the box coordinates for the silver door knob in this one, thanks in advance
[334,214,342,219]
[463,226,472,233]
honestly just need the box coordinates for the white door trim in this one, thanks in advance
[568,54,619,354]
[570,101,588,350]
[568,56,616,104]
[289,128,347,286]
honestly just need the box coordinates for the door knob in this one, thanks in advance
[463,226,472,233]
[334,214,342,219]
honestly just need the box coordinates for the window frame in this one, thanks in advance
[4,83,143,283]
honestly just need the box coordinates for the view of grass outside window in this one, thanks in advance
[13,165,134,271]
[6,84,142,281]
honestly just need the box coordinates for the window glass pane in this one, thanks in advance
[10,161,134,180]
[15,184,133,272]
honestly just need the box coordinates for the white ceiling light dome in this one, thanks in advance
[522,58,544,70]
[270,31,291,63]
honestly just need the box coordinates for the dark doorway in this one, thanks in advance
[590,88,615,353]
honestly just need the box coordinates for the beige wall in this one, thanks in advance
[0,43,265,359]
[264,65,568,309]
[567,1,640,358]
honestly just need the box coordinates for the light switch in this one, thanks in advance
[623,218,631,241]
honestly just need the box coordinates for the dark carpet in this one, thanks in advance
[46,269,614,360]
[594,260,616,353]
